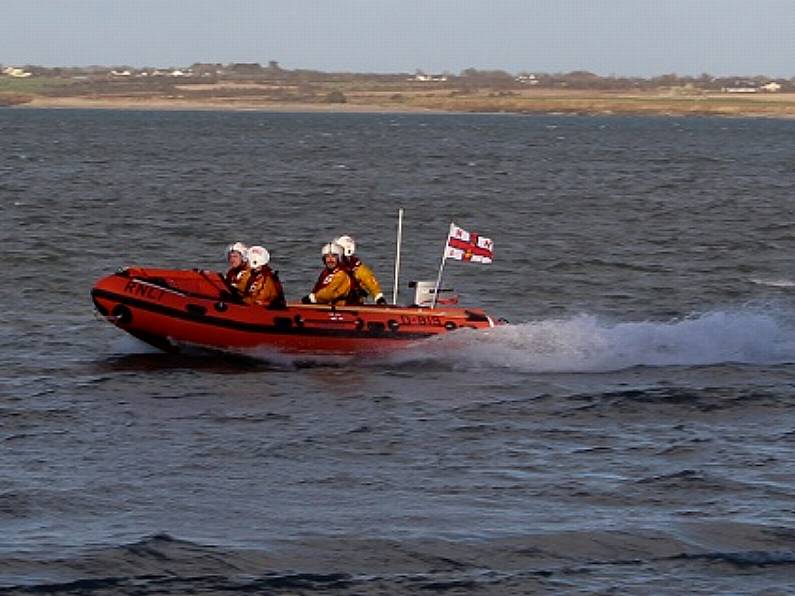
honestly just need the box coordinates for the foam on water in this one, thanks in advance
[750,277,795,288]
[388,308,795,373]
[103,308,795,373]
[6,112,795,594]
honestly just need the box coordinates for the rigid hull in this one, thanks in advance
[91,268,497,355]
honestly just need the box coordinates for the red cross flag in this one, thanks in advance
[444,222,494,264]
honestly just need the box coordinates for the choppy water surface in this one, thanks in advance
[2,109,795,594]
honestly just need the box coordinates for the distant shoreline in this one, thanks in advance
[5,90,795,119]
[16,95,442,114]
[4,64,795,118]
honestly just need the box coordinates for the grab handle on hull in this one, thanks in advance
[186,304,207,316]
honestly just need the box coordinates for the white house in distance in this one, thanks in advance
[2,66,32,78]
[516,73,539,85]
[723,80,782,93]
[411,71,448,82]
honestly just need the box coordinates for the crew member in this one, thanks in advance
[334,235,386,305]
[301,242,352,305]
[242,245,286,309]
[224,241,250,294]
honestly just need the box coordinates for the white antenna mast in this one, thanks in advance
[392,208,404,304]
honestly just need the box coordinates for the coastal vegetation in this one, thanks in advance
[2,62,795,117]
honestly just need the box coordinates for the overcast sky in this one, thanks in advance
[2,0,794,77]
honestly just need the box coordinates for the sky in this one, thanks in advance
[2,0,794,78]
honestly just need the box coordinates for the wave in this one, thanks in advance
[750,277,795,288]
[386,308,795,373]
[102,308,795,374]
[2,528,793,593]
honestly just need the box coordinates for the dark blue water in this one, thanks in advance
[2,108,795,594]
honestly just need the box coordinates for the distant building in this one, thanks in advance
[516,74,539,85]
[227,63,264,74]
[722,80,758,93]
[190,63,224,76]
[411,72,447,82]
[2,66,32,78]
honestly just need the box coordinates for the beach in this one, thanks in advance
[6,84,795,117]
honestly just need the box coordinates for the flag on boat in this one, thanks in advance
[445,222,494,264]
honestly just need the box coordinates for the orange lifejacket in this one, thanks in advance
[243,265,286,309]
[344,256,383,304]
[312,266,353,305]
[225,265,249,290]
[343,258,365,305]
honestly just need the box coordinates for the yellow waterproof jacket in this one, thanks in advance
[226,265,250,294]
[311,267,352,305]
[242,267,284,307]
[348,257,383,304]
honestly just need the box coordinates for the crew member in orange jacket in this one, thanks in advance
[334,235,386,305]
[241,245,286,308]
[224,242,250,294]
[301,242,352,305]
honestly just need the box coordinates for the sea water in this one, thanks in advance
[1,109,795,594]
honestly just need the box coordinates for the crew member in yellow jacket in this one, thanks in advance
[224,241,250,294]
[240,245,286,308]
[302,242,352,305]
[335,235,386,305]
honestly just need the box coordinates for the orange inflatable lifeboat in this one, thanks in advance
[91,267,499,355]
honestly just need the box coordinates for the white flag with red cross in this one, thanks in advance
[444,222,494,264]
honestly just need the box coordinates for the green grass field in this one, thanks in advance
[0,77,74,93]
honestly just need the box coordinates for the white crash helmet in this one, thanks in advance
[334,235,356,257]
[321,242,344,261]
[226,242,248,261]
[247,245,270,269]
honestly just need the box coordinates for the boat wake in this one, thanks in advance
[750,277,795,288]
[104,308,795,374]
[384,308,795,373]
